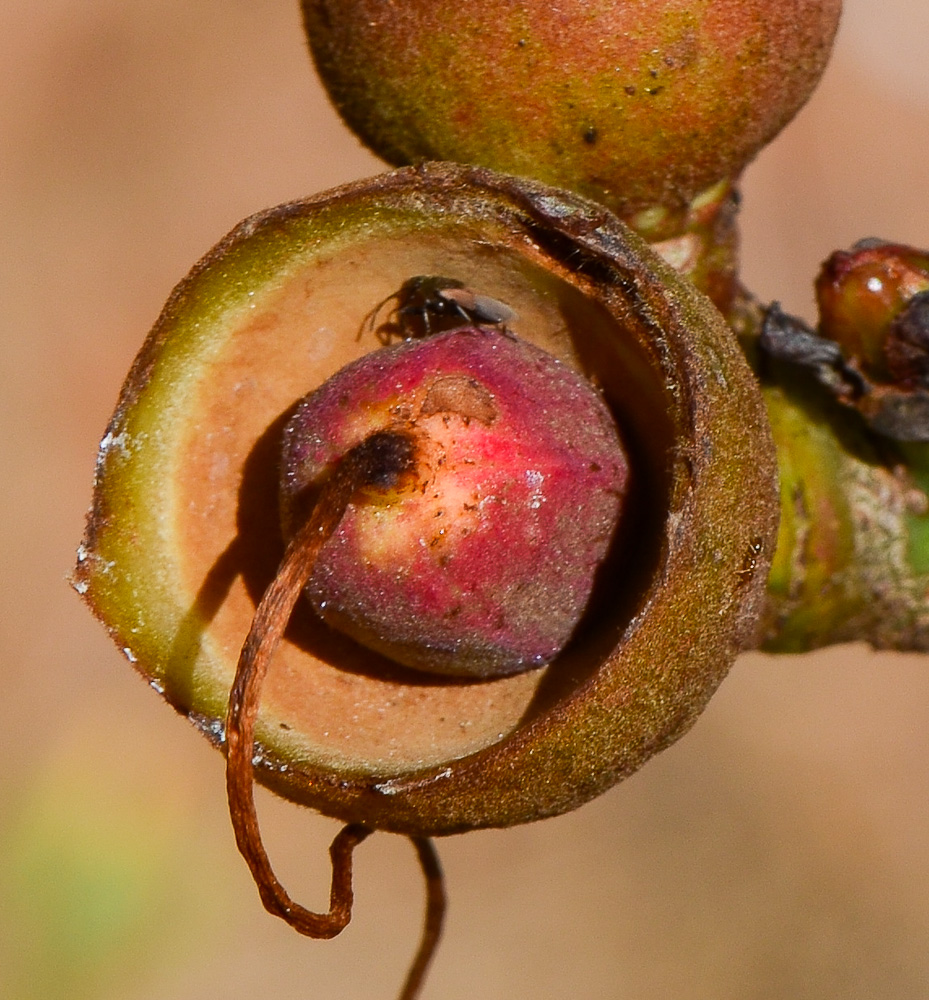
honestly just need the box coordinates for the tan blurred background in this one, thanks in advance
[2,2,928,998]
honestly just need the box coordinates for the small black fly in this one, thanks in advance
[366,275,516,342]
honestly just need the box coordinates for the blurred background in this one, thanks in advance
[2,1,928,997]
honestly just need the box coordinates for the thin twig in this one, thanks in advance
[399,836,447,1000]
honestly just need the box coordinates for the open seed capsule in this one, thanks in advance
[75,163,778,836]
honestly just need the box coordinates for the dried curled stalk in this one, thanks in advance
[224,430,446,997]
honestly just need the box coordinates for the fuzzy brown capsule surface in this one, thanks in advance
[75,164,778,836]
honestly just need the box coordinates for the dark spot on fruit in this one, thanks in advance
[354,430,417,492]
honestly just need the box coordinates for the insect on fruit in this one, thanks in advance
[366,274,517,341]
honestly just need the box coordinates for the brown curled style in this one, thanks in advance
[224,428,445,993]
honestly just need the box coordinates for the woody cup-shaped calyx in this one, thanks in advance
[280,326,629,678]
[75,164,778,835]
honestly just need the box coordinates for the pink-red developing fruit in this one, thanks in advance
[280,326,629,678]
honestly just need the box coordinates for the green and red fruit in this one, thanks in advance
[302,0,841,218]
[281,325,629,678]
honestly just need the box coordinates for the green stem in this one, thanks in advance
[748,321,929,653]
[628,177,740,316]
[645,187,929,655]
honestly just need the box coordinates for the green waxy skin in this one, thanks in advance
[302,0,841,219]
[75,164,778,836]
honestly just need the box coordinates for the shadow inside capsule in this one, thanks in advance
[163,405,472,724]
